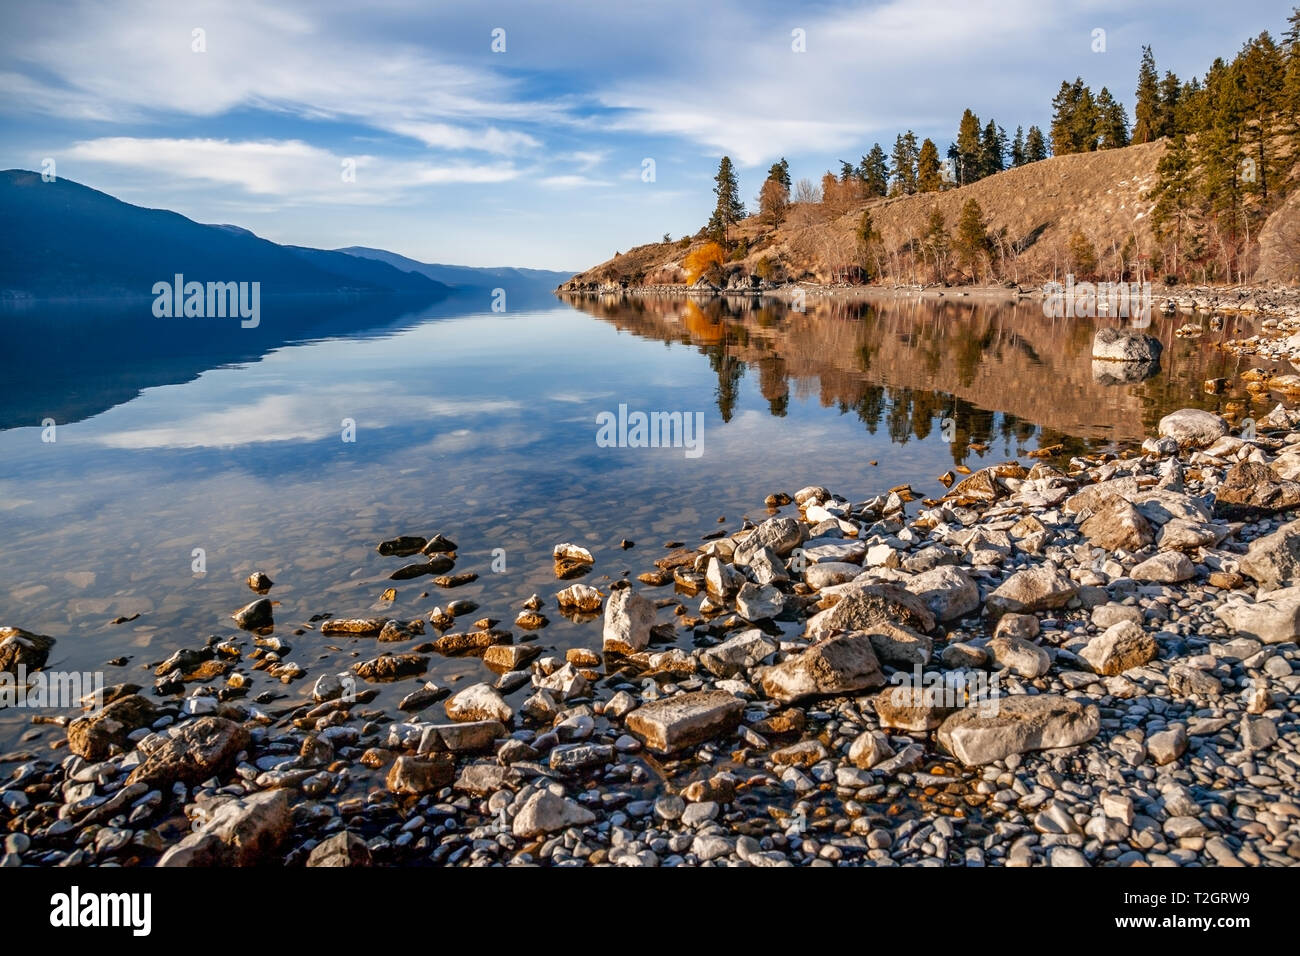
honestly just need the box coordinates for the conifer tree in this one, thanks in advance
[917,138,944,192]
[767,158,791,191]
[1011,125,1027,166]
[1158,71,1183,136]
[1025,125,1049,162]
[1133,45,1162,142]
[706,156,746,244]
[1094,87,1131,148]
[954,198,991,279]
[859,144,889,197]
[979,121,1007,177]
[955,109,983,184]
[890,132,919,195]
[1148,133,1194,276]
[1239,31,1285,200]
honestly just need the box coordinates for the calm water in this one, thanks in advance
[0,289,1267,751]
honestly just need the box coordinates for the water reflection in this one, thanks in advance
[563,292,1263,461]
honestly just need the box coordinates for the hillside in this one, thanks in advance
[0,170,447,299]
[563,140,1298,291]
[337,246,574,289]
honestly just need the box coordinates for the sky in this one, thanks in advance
[1,0,1293,271]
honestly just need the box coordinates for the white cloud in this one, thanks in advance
[390,122,541,155]
[64,137,519,204]
[540,174,611,189]
[93,389,523,449]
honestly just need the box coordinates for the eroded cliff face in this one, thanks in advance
[1257,189,1300,286]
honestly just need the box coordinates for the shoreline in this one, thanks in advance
[557,281,1300,322]
[3,397,1299,867]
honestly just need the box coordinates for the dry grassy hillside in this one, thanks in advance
[564,139,1296,290]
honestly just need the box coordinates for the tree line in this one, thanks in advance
[688,7,1300,286]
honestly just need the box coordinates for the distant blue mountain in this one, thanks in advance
[0,170,447,299]
[336,245,574,290]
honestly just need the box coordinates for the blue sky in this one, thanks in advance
[1,0,1292,270]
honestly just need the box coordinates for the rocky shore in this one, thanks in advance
[558,280,1300,325]
[4,402,1300,868]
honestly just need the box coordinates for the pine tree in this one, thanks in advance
[1133,45,1162,143]
[1011,125,1027,166]
[979,120,1006,177]
[1094,87,1131,148]
[839,160,856,183]
[1050,80,1079,154]
[1148,132,1195,277]
[706,156,746,244]
[917,138,943,192]
[1158,71,1183,136]
[1068,230,1099,278]
[954,198,991,279]
[955,109,983,184]
[919,206,949,281]
[1025,126,1049,162]
[767,158,791,191]
[890,132,919,195]
[1239,31,1285,201]
[1285,8,1300,135]
[860,144,889,197]
[1196,57,1249,278]
[1071,82,1099,151]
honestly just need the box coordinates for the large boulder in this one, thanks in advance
[444,683,513,723]
[937,694,1101,766]
[127,716,250,789]
[904,565,980,621]
[67,695,158,761]
[756,632,885,703]
[625,690,744,753]
[0,627,54,675]
[1213,460,1300,520]
[602,587,655,654]
[511,790,596,838]
[157,790,291,866]
[807,583,936,636]
[1079,495,1154,551]
[1091,327,1163,362]
[1130,551,1195,583]
[1079,620,1157,675]
[1158,408,1228,449]
[733,517,803,565]
[1215,587,1300,644]
[985,566,1077,617]
[307,831,372,867]
[699,629,778,678]
[1239,519,1300,589]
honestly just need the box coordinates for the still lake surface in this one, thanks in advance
[0,287,1268,751]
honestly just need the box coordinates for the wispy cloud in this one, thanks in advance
[64,137,520,204]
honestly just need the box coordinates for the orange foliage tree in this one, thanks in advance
[683,242,726,283]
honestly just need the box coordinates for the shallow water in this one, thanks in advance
[0,289,1269,752]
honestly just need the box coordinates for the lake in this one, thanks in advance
[0,289,1267,751]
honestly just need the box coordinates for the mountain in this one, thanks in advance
[336,246,573,289]
[0,170,448,299]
